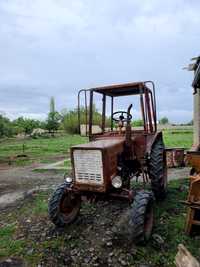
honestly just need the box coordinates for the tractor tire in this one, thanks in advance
[48,182,81,227]
[148,137,167,201]
[129,190,154,244]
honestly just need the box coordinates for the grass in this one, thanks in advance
[138,179,199,266]
[0,129,193,168]
[0,179,199,266]
[31,192,48,215]
[163,129,193,149]
[0,129,193,159]
[0,134,87,165]
[0,224,25,258]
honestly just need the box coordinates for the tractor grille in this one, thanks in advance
[73,150,103,185]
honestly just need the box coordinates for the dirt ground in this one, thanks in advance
[0,164,65,210]
[0,164,190,210]
[0,164,194,267]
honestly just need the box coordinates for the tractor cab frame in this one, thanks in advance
[78,81,157,138]
[49,81,167,244]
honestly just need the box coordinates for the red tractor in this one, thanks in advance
[48,81,167,243]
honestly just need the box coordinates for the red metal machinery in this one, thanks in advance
[48,81,167,243]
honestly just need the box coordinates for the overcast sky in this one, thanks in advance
[0,0,199,123]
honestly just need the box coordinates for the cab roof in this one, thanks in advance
[89,81,151,97]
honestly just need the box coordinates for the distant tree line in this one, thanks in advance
[0,98,193,138]
[0,115,46,137]
[0,96,60,138]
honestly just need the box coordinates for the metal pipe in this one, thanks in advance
[78,89,90,136]
[85,90,88,135]
[145,88,153,133]
[149,90,156,132]
[145,81,157,131]
[78,89,85,135]
[111,96,114,130]
[89,91,93,138]
[140,93,146,132]
[144,90,149,132]
[102,94,106,132]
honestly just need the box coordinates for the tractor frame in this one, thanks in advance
[49,81,167,243]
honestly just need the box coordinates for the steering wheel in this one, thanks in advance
[112,111,132,122]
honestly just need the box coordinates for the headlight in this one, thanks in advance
[65,177,73,183]
[112,176,122,189]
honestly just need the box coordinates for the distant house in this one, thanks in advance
[31,128,47,136]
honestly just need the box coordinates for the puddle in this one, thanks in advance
[0,191,25,209]
[34,159,70,170]
[0,185,57,210]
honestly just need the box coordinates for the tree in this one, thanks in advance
[0,113,47,138]
[61,105,109,134]
[46,97,60,134]
[159,117,169,125]
[13,117,42,135]
[187,119,193,126]
[0,115,14,137]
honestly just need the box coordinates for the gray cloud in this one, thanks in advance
[0,0,199,122]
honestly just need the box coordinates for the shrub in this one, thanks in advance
[62,106,109,134]
[159,117,169,125]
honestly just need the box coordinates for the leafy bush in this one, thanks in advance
[62,106,109,134]
[159,117,169,125]
[62,109,80,134]
[132,119,144,127]
[0,115,15,137]
[13,117,45,135]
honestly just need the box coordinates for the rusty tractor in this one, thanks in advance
[48,81,167,243]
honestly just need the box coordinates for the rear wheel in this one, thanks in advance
[148,136,167,200]
[129,190,154,244]
[48,183,81,227]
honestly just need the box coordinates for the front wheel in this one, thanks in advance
[129,190,154,244]
[48,182,81,227]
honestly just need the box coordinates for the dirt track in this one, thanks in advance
[0,164,64,210]
[0,164,190,210]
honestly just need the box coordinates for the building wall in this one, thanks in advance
[193,89,200,146]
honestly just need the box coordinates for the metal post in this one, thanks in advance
[85,90,88,135]
[102,94,106,133]
[149,90,156,132]
[89,91,93,137]
[111,96,114,131]
[145,89,153,133]
[144,81,157,132]
[140,93,146,131]
[78,90,81,134]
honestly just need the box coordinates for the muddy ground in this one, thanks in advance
[0,163,65,210]
[0,164,190,210]
[0,165,192,267]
